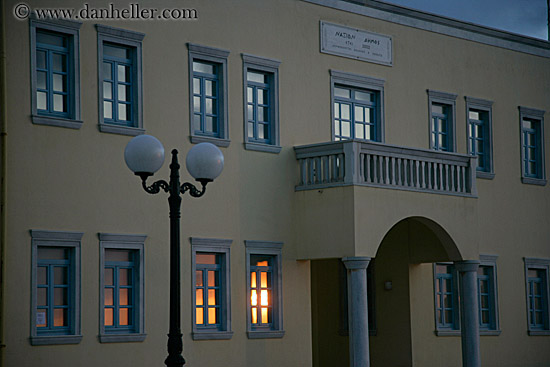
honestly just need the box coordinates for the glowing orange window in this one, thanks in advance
[250,255,273,327]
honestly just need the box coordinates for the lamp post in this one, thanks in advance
[124,135,224,367]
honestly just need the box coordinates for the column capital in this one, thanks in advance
[454,260,480,273]
[342,257,371,270]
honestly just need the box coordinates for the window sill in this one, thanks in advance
[99,123,145,136]
[521,177,547,186]
[192,330,233,340]
[476,171,495,180]
[244,142,282,154]
[190,135,231,147]
[30,335,83,345]
[247,330,285,339]
[528,330,550,336]
[434,329,461,336]
[32,115,83,129]
[99,333,147,343]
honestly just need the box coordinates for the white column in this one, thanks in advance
[455,260,481,367]
[342,257,371,367]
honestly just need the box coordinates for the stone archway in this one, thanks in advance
[369,216,463,367]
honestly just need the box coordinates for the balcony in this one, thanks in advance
[294,140,478,197]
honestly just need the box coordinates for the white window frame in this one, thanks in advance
[30,230,83,345]
[96,24,145,136]
[191,237,233,340]
[98,233,146,343]
[245,240,284,339]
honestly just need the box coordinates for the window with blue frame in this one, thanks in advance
[102,44,134,127]
[477,265,496,330]
[31,19,82,129]
[249,254,273,328]
[242,54,281,153]
[519,107,546,185]
[527,269,546,329]
[31,230,82,345]
[476,255,501,334]
[191,237,233,340]
[96,25,144,136]
[428,90,456,152]
[193,61,220,138]
[434,264,459,331]
[246,71,273,144]
[98,233,146,343]
[188,44,230,147]
[36,247,72,335]
[35,31,70,117]
[195,253,222,328]
[466,97,494,178]
[524,258,550,335]
[434,263,460,335]
[245,240,284,339]
[333,86,378,141]
[468,110,488,170]
[104,249,137,333]
[431,104,451,151]
[523,119,540,177]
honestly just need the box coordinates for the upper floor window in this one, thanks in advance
[331,70,384,142]
[428,90,457,152]
[191,237,233,340]
[524,258,550,335]
[466,97,494,179]
[30,230,83,345]
[30,18,82,129]
[245,241,284,338]
[97,25,145,136]
[99,233,146,343]
[188,44,230,147]
[519,107,546,185]
[243,54,281,153]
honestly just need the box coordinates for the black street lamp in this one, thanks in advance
[124,135,224,367]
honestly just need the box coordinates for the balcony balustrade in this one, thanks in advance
[294,140,477,197]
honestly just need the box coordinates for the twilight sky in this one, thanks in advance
[382,0,548,40]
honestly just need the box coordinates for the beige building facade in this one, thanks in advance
[1,0,549,366]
